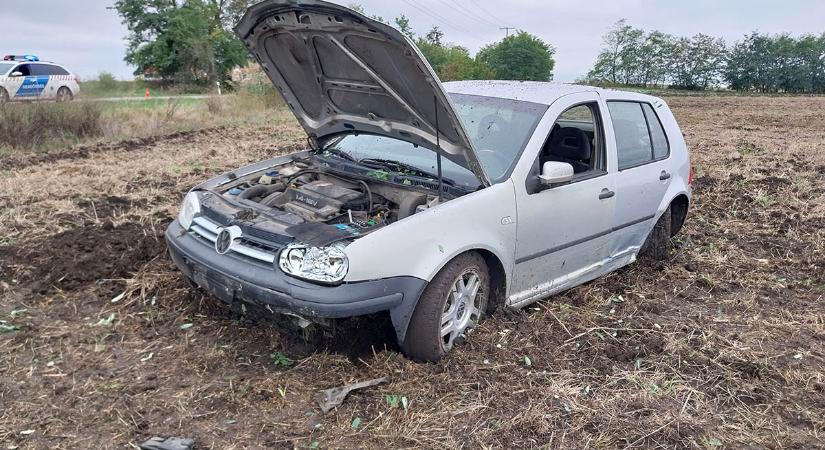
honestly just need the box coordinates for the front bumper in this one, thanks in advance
[164,220,427,339]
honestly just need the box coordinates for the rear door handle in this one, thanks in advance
[599,189,615,200]
[659,171,671,181]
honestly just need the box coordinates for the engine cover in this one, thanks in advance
[281,180,362,222]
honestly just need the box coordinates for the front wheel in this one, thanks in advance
[56,87,73,102]
[401,252,490,362]
[0,88,9,104]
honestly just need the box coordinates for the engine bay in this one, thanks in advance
[203,155,451,242]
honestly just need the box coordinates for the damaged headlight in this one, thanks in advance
[178,191,201,231]
[278,243,349,284]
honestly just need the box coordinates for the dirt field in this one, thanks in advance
[1,96,824,449]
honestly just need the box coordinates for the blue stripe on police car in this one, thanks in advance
[15,76,50,97]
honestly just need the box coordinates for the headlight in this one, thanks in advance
[278,243,349,284]
[178,191,201,230]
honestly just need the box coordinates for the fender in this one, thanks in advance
[343,180,517,285]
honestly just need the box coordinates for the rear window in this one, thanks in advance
[642,103,669,159]
[608,101,669,170]
[31,64,69,76]
[608,102,652,169]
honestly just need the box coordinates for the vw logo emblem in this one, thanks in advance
[215,226,240,255]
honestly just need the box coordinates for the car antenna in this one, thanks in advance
[434,95,443,202]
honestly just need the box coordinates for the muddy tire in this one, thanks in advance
[56,87,73,102]
[401,252,490,362]
[0,88,9,104]
[641,206,672,261]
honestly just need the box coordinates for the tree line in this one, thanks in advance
[113,0,556,85]
[586,20,825,93]
[348,4,554,83]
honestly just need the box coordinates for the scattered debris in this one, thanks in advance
[315,377,387,413]
[138,437,195,450]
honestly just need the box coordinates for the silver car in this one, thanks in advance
[165,0,692,362]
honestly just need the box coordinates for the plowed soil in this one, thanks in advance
[1,97,823,449]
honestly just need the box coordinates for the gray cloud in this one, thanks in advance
[3,0,824,81]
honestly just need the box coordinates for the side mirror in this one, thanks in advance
[10,71,23,77]
[538,161,574,188]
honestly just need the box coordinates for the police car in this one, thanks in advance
[0,55,80,103]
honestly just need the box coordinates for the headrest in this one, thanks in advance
[548,127,591,161]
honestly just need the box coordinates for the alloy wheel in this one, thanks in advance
[440,270,486,351]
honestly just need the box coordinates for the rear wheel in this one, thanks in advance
[641,206,672,261]
[56,87,73,102]
[402,252,490,362]
[0,88,9,104]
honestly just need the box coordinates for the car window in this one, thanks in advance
[642,103,669,159]
[538,102,605,177]
[450,94,549,182]
[326,134,481,189]
[14,64,32,76]
[607,101,654,170]
[0,62,15,75]
[33,64,70,76]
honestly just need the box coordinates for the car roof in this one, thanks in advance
[444,80,662,106]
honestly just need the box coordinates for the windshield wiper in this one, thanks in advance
[358,158,455,185]
[315,147,359,162]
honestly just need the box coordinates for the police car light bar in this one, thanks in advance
[3,54,39,62]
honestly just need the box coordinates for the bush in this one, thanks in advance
[97,72,118,91]
[0,102,103,149]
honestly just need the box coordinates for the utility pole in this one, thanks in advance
[500,27,515,37]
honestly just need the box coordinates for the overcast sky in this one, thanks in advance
[3,0,824,82]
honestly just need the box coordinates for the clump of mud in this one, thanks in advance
[0,222,166,294]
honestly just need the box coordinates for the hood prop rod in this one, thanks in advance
[434,95,443,202]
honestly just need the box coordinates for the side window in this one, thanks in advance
[30,64,48,76]
[31,64,64,76]
[608,101,653,170]
[642,103,669,159]
[539,102,605,176]
[15,64,32,76]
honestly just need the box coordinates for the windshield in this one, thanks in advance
[0,63,15,75]
[323,94,548,186]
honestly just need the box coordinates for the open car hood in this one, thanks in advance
[235,0,490,186]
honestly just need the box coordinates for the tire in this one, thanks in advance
[641,206,672,261]
[56,87,73,102]
[401,252,490,362]
[0,88,9,104]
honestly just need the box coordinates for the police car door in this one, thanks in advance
[4,64,27,99]
[15,63,49,100]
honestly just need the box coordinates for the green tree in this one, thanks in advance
[113,0,253,83]
[395,15,414,39]
[477,32,555,81]
[670,34,726,89]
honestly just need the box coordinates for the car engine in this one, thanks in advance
[209,158,445,239]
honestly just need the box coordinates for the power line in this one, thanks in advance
[398,0,486,40]
[467,0,502,24]
[434,0,500,29]
[500,27,516,37]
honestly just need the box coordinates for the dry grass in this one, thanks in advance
[0,96,823,449]
[0,90,286,155]
[0,102,103,150]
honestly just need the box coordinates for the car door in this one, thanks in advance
[509,93,616,308]
[606,100,672,259]
[13,63,48,100]
[4,64,27,100]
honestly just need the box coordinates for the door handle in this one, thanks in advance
[599,189,615,200]
[659,171,671,181]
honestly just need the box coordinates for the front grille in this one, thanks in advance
[189,216,282,264]
[201,204,231,226]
